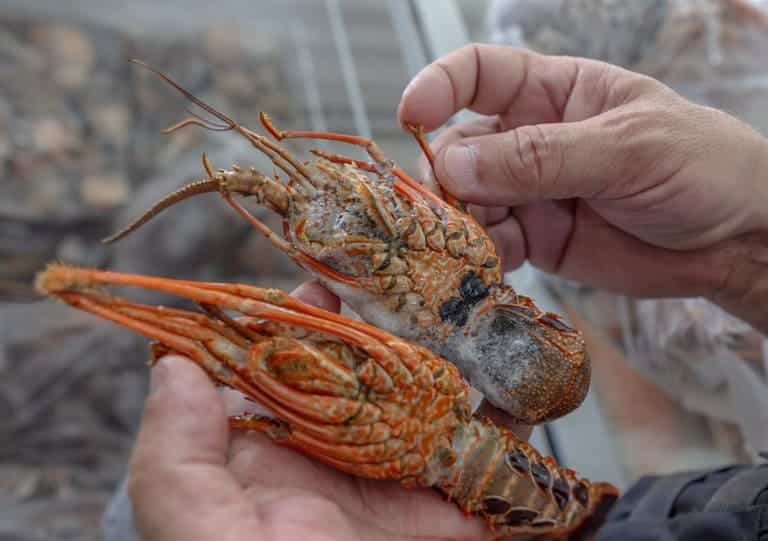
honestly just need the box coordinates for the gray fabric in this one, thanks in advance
[626,471,709,520]
[705,465,768,512]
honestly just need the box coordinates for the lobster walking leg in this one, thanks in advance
[260,113,456,207]
[308,148,446,208]
[260,112,461,207]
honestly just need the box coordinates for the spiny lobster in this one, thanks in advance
[102,61,591,426]
[36,264,618,540]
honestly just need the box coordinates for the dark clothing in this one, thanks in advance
[598,462,768,540]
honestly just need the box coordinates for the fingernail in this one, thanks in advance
[401,68,425,100]
[444,144,478,189]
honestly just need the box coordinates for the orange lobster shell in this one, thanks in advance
[37,264,618,540]
[102,61,592,426]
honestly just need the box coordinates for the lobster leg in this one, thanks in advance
[309,148,444,208]
[260,114,447,206]
[260,112,393,171]
[403,123,462,209]
[262,113,461,210]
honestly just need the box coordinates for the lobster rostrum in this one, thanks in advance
[36,264,618,540]
[103,61,590,425]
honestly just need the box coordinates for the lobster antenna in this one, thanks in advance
[102,178,220,244]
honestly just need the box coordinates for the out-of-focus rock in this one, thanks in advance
[0,12,301,541]
[29,23,96,91]
[80,173,130,209]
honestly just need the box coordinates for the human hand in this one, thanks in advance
[398,44,768,333]
[126,280,524,541]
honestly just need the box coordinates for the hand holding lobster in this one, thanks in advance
[126,282,515,541]
[34,52,640,541]
[38,266,616,540]
[400,44,768,334]
[34,40,768,541]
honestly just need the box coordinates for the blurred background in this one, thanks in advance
[1,1,767,539]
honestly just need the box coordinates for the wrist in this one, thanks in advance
[708,231,768,335]
[707,132,768,332]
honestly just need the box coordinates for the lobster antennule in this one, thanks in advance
[130,59,240,130]
[131,59,318,193]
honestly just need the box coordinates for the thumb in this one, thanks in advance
[128,355,242,538]
[433,117,634,206]
[131,355,231,468]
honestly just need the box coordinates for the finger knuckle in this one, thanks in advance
[501,125,559,195]
[127,459,179,502]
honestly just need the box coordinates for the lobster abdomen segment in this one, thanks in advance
[431,418,618,539]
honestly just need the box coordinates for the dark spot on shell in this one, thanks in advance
[438,297,467,326]
[531,461,551,491]
[458,272,489,302]
[531,519,557,528]
[482,255,498,268]
[482,496,511,515]
[504,508,538,526]
[552,475,570,510]
[505,449,529,474]
[574,481,589,506]
[438,272,489,327]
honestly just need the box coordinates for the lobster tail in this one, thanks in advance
[431,417,618,539]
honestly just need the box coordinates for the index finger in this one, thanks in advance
[397,43,616,131]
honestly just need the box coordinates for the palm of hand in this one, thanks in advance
[221,430,490,541]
